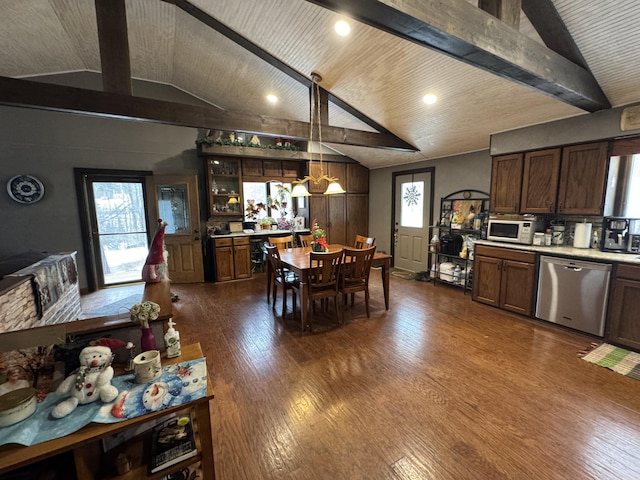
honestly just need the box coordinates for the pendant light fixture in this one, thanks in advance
[291,72,345,197]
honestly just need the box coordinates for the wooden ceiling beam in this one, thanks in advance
[0,76,416,151]
[478,0,521,30]
[521,0,589,69]
[306,0,610,112]
[162,0,416,145]
[94,0,132,95]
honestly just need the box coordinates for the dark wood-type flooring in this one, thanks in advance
[96,272,640,479]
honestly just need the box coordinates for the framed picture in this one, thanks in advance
[293,216,305,230]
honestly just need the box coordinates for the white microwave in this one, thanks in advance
[487,218,544,245]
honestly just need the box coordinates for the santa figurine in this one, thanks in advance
[142,219,169,283]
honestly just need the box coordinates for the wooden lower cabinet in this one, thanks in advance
[472,245,537,316]
[214,237,251,281]
[607,264,640,350]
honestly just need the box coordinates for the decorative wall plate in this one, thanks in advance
[7,175,45,204]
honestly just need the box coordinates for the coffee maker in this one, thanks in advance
[602,217,629,252]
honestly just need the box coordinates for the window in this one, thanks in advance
[242,181,292,222]
[400,180,424,228]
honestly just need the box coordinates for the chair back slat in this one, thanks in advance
[354,234,376,249]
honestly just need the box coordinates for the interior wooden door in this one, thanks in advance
[147,175,204,283]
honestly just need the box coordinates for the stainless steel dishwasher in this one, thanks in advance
[535,256,612,336]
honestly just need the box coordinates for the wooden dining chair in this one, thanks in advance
[266,235,294,303]
[297,233,314,248]
[268,235,294,250]
[340,246,377,317]
[293,249,343,330]
[265,245,299,317]
[354,234,375,249]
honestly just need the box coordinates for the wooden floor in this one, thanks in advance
[120,273,640,479]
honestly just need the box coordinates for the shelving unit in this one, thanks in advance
[430,190,489,294]
[206,157,242,216]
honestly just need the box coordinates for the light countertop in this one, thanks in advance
[208,229,309,239]
[474,239,640,265]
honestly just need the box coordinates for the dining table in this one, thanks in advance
[276,244,392,331]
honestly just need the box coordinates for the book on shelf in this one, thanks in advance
[150,413,198,474]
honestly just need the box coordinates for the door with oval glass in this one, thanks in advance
[393,170,434,272]
[147,175,204,283]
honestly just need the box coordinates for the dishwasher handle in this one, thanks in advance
[563,266,583,272]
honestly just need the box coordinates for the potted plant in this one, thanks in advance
[259,217,274,230]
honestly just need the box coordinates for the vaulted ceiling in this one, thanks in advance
[1,0,640,169]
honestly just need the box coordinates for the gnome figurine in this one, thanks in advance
[142,219,169,283]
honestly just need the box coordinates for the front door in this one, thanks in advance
[393,170,434,272]
[148,175,204,283]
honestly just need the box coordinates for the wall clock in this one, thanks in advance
[7,175,45,204]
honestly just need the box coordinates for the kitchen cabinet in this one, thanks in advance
[557,141,610,215]
[346,163,369,193]
[214,237,251,281]
[309,194,347,245]
[346,194,369,246]
[490,141,610,215]
[473,244,537,316]
[308,162,369,246]
[308,162,346,194]
[607,264,640,351]
[520,148,561,214]
[490,153,523,213]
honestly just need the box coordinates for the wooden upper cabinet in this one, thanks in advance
[346,163,369,193]
[282,161,299,178]
[263,160,282,177]
[308,161,327,193]
[557,142,610,215]
[490,153,523,213]
[520,148,561,214]
[308,162,347,193]
[242,159,263,177]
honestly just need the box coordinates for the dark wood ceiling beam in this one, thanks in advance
[479,0,521,30]
[94,0,132,95]
[306,0,610,112]
[0,76,416,151]
[161,0,413,142]
[521,0,588,69]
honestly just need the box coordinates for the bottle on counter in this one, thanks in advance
[164,318,181,358]
[544,229,553,246]
[591,230,599,249]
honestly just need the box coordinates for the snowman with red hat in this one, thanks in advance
[142,219,169,283]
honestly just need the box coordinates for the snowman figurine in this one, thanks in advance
[51,339,127,418]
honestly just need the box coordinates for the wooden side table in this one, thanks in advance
[0,343,214,479]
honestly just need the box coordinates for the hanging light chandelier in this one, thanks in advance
[291,72,345,197]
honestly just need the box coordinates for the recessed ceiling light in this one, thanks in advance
[266,94,278,104]
[423,94,438,105]
[335,20,351,36]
